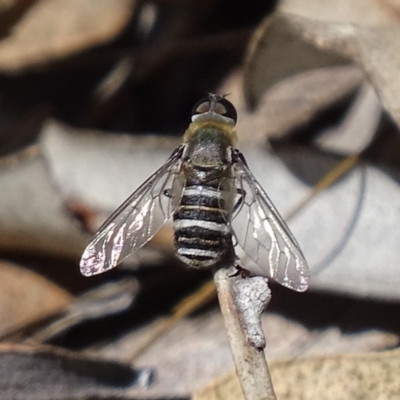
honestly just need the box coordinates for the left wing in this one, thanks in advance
[80,146,185,276]
[231,151,310,292]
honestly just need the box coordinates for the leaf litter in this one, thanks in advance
[0,1,400,399]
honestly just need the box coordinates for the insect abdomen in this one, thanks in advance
[173,185,232,268]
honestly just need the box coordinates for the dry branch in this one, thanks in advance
[213,267,276,400]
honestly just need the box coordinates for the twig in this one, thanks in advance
[213,267,276,400]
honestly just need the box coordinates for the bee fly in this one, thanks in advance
[80,94,310,291]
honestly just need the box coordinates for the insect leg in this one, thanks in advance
[233,188,246,213]
[229,264,251,278]
[232,148,248,166]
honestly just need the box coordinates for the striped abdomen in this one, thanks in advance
[173,185,233,268]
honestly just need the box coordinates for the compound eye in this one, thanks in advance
[191,97,211,116]
[191,96,237,124]
[216,97,237,124]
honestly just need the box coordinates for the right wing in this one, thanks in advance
[80,146,185,276]
[231,151,310,292]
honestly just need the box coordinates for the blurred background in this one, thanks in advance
[1,1,400,399]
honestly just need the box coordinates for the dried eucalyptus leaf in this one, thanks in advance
[193,372,242,400]
[284,14,400,130]
[243,13,351,109]
[66,277,139,319]
[41,120,180,213]
[100,309,234,398]
[0,0,137,72]
[245,11,400,130]
[0,152,89,258]
[0,261,72,338]
[245,65,364,142]
[272,349,400,400]
[0,343,149,400]
[0,0,37,39]
[345,25,400,130]
[0,0,20,13]
[99,296,399,398]
[194,348,400,400]
[314,83,382,154]
[27,277,139,343]
[0,122,176,260]
[279,0,400,26]
[219,67,370,154]
[263,311,399,361]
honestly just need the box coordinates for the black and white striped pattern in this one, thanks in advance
[173,185,232,268]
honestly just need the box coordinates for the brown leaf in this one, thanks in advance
[0,0,37,39]
[194,348,400,400]
[219,67,369,153]
[0,343,150,400]
[0,261,72,337]
[244,10,400,131]
[243,65,364,144]
[65,198,100,233]
[24,277,139,344]
[0,122,175,262]
[243,13,352,110]
[0,150,89,258]
[279,0,400,26]
[313,83,381,154]
[99,292,399,398]
[0,0,137,72]
[40,120,180,217]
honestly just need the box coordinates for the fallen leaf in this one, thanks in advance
[247,66,365,145]
[0,151,89,258]
[99,291,400,398]
[243,13,351,110]
[219,67,378,157]
[40,120,180,214]
[0,0,137,72]
[0,342,151,400]
[25,277,139,344]
[193,348,400,400]
[0,123,172,263]
[279,0,400,26]
[313,83,381,154]
[0,261,72,337]
[244,10,400,131]
[0,0,37,39]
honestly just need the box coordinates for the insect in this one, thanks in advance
[80,94,310,292]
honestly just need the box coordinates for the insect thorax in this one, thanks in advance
[185,125,233,167]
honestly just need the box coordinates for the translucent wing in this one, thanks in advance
[80,146,185,277]
[231,151,310,292]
